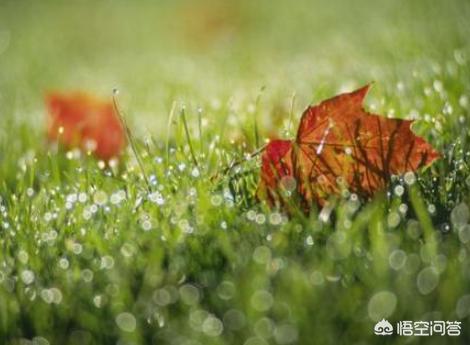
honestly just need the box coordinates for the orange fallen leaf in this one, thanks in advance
[46,91,126,160]
[258,85,440,210]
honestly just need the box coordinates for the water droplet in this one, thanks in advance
[279,176,296,192]
[115,312,137,332]
[367,291,397,321]
[191,167,200,178]
[394,185,404,197]
[100,255,115,270]
[251,290,273,312]
[141,220,152,231]
[273,324,298,344]
[223,309,246,330]
[93,190,108,206]
[253,246,271,264]
[179,284,200,306]
[458,225,470,243]
[456,294,470,319]
[254,317,274,339]
[217,281,236,300]
[451,202,469,229]
[21,270,35,285]
[202,315,223,337]
[404,172,416,185]
[389,250,407,270]
[153,288,171,306]
[417,267,439,295]
[387,212,401,228]
[269,212,282,225]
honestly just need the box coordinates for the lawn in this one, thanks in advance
[0,0,470,344]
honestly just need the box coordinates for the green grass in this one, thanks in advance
[1,0,470,344]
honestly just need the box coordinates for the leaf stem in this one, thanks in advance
[112,93,151,192]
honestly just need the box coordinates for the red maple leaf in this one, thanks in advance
[46,92,126,160]
[258,85,440,209]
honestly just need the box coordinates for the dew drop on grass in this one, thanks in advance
[93,295,103,308]
[458,225,470,244]
[459,95,469,108]
[93,190,108,206]
[394,185,404,197]
[202,315,224,337]
[319,205,333,223]
[246,210,256,221]
[72,243,83,255]
[50,287,63,304]
[44,212,52,222]
[223,309,246,331]
[149,191,165,205]
[305,235,314,246]
[191,167,200,178]
[18,250,29,264]
[367,290,397,321]
[81,269,94,282]
[279,176,296,192]
[141,220,152,231]
[433,80,444,93]
[273,324,298,344]
[456,295,470,319]
[404,172,416,185]
[389,250,407,270]
[251,290,273,312]
[217,281,236,300]
[253,246,271,264]
[428,204,436,215]
[78,192,87,203]
[40,289,53,304]
[406,219,421,240]
[179,284,200,305]
[431,254,447,273]
[21,270,35,285]
[59,257,69,269]
[387,212,401,228]
[399,203,408,215]
[189,309,209,331]
[100,255,115,270]
[210,195,223,206]
[417,267,439,295]
[255,213,266,224]
[269,212,282,225]
[254,317,274,339]
[110,191,124,205]
[121,243,136,257]
[153,288,171,306]
[451,202,470,229]
[116,312,137,332]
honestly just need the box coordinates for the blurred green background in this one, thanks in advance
[1,0,469,133]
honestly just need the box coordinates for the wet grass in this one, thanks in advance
[0,0,470,344]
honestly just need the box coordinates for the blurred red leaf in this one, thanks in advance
[46,92,126,160]
[258,85,440,209]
